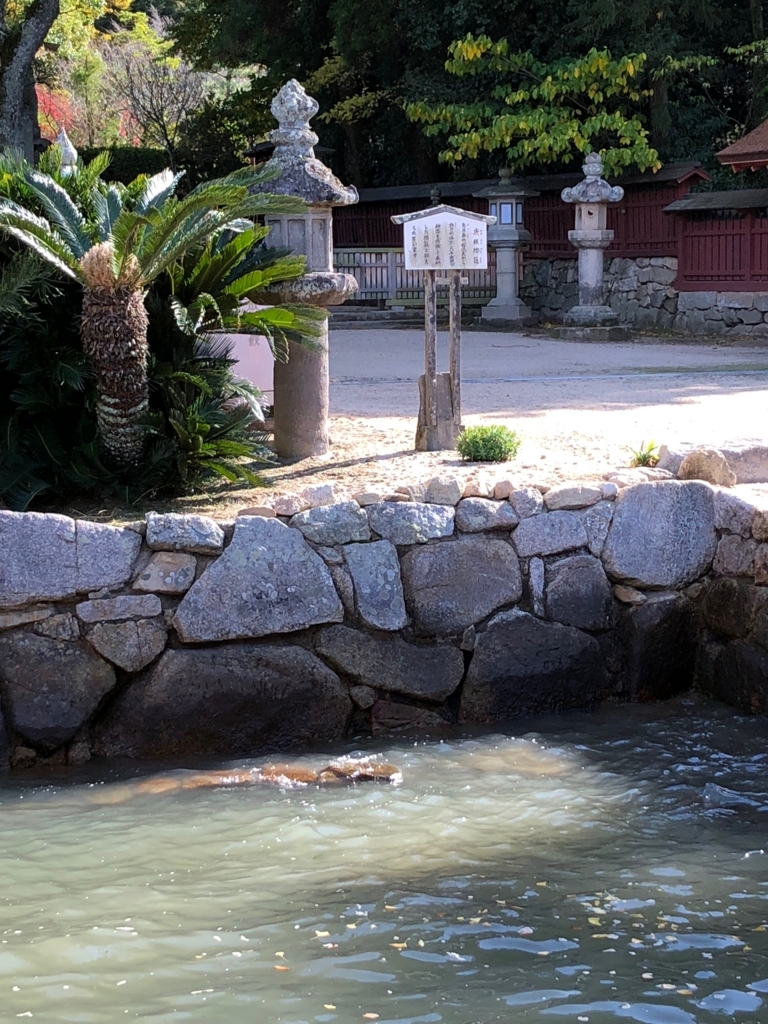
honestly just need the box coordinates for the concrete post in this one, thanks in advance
[251,80,358,459]
[559,152,624,335]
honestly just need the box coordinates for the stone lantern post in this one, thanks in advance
[251,80,359,459]
[55,127,78,177]
[560,152,624,336]
[474,169,538,323]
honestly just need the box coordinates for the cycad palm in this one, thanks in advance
[0,164,306,467]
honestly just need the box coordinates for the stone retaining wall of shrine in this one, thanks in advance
[520,255,768,339]
[1,475,767,769]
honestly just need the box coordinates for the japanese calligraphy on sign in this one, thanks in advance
[391,204,495,271]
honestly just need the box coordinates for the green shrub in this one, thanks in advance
[456,425,520,462]
[78,146,169,184]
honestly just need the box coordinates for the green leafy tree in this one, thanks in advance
[408,37,660,175]
[0,154,313,468]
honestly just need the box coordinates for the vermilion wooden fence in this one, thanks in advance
[525,183,683,259]
[675,210,768,290]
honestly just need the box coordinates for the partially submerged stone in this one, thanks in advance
[512,510,587,557]
[146,512,224,555]
[367,502,454,545]
[618,593,697,701]
[133,552,197,594]
[93,645,351,758]
[701,578,764,639]
[316,625,464,702]
[343,540,407,630]
[290,501,370,545]
[455,498,519,533]
[0,633,115,752]
[678,447,736,487]
[371,700,449,735]
[460,609,607,723]
[602,481,717,588]
[401,535,522,635]
[173,517,343,642]
[87,620,168,672]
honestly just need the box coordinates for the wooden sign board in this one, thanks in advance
[391,204,495,271]
[390,205,496,451]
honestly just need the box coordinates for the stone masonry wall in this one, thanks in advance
[520,255,768,338]
[0,476,765,770]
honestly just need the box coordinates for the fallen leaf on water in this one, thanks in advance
[753,925,766,932]
[274,965,290,971]
[363,1014,380,1020]
[469,918,481,925]
[536,882,548,888]
[642,973,653,979]
[660,984,675,990]
[418,939,425,947]
[588,917,602,926]
[677,989,693,996]
[390,942,407,950]
[384,905,398,911]
[324,1005,336,1010]
[323,943,339,949]
[315,931,330,938]
[275,952,285,959]
[536,950,550,956]
[347,923,357,930]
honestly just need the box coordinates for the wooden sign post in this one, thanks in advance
[392,205,496,451]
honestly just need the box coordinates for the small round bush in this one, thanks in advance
[456,425,520,462]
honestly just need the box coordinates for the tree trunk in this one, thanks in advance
[0,0,60,160]
[80,287,150,468]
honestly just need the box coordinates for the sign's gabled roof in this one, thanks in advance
[391,203,496,225]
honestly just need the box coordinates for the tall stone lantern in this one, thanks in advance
[251,80,359,459]
[474,169,538,323]
[561,152,624,335]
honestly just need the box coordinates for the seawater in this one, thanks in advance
[1,696,768,1024]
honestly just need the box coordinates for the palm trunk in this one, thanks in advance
[80,287,150,467]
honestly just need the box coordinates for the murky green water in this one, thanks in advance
[2,696,768,1023]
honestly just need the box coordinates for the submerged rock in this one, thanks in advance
[316,625,464,701]
[94,645,351,758]
[0,632,115,753]
[460,609,608,723]
[703,782,764,810]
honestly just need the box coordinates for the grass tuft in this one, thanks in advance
[456,424,520,462]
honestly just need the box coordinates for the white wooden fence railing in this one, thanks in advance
[333,247,497,304]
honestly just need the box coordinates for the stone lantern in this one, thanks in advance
[250,80,359,459]
[55,127,78,177]
[474,169,538,323]
[560,151,624,334]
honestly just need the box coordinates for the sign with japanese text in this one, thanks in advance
[391,205,493,272]
[403,212,487,271]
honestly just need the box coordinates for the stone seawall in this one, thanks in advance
[0,477,766,769]
[520,255,768,339]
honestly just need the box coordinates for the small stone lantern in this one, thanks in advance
[250,80,359,459]
[55,127,78,177]
[474,169,538,323]
[560,151,624,333]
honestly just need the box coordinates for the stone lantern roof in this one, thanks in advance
[561,152,624,205]
[252,79,358,208]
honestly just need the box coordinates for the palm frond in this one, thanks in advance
[0,202,81,279]
[92,185,123,243]
[135,170,185,214]
[23,170,93,258]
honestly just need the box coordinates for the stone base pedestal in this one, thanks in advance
[563,304,619,327]
[552,324,632,342]
[480,299,534,324]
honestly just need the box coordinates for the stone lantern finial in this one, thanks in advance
[561,151,624,205]
[269,79,320,163]
[54,126,78,177]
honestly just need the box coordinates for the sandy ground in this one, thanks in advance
[68,328,768,520]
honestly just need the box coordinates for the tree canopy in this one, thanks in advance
[166,0,767,186]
